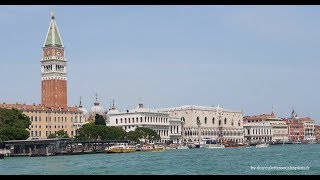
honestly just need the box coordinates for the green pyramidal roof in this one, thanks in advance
[44,14,64,47]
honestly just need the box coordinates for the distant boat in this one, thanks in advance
[203,139,225,149]
[256,143,269,148]
[308,140,317,144]
[176,145,189,149]
[105,143,136,153]
[141,145,165,152]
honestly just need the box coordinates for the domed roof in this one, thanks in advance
[130,103,155,113]
[107,109,120,115]
[90,94,105,117]
[91,105,104,115]
[106,100,120,115]
[79,107,89,118]
[78,97,90,119]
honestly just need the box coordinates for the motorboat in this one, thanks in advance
[105,143,137,153]
[203,139,225,149]
[256,143,269,148]
[141,144,165,152]
[176,145,189,149]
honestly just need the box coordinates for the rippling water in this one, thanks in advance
[0,144,319,175]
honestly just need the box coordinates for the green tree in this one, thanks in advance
[47,130,69,139]
[126,130,140,142]
[75,124,127,141]
[0,108,31,141]
[127,127,160,143]
[94,114,106,126]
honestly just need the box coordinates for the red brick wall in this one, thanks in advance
[41,79,67,108]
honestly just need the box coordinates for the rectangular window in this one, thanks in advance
[35,116,37,121]
[39,125,41,128]
[46,117,47,122]
[55,117,56,122]
[58,117,60,122]
[71,131,74,136]
[31,131,33,137]
[39,131,41,137]
[46,131,48,137]
[39,117,41,122]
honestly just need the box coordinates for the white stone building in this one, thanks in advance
[243,122,273,143]
[107,103,182,143]
[244,113,288,143]
[302,117,316,141]
[158,105,244,143]
[268,118,289,142]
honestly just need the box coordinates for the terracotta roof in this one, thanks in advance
[244,113,275,120]
[0,103,81,113]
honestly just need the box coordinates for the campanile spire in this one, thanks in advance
[41,13,67,108]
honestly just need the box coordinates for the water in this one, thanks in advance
[0,144,319,175]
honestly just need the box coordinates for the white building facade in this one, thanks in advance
[243,122,273,143]
[107,103,182,143]
[268,118,289,142]
[158,105,244,143]
[244,113,288,143]
[303,118,316,141]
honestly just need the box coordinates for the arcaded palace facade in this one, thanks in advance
[158,105,244,143]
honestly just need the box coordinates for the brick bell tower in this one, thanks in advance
[41,12,67,108]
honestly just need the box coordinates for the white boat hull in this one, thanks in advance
[204,144,225,149]
[256,144,269,148]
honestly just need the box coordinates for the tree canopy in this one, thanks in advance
[75,124,159,143]
[130,127,161,143]
[94,114,106,126]
[75,124,126,141]
[47,130,69,139]
[0,108,31,141]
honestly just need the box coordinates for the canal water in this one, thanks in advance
[0,144,319,175]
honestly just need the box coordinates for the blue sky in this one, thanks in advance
[0,5,319,124]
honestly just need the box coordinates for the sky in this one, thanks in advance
[0,5,319,124]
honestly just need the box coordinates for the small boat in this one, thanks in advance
[308,140,317,144]
[176,145,189,149]
[256,143,269,148]
[203,139,225,149]
[141,145,164,152]
[105,143,137,153]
